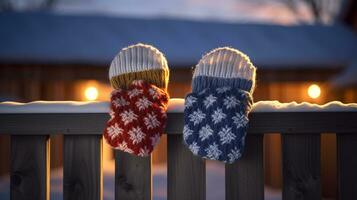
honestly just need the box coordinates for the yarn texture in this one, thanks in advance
[184,87,252,163]
[110,69,169,89]
[104,43,170,156]
[183,47,256,163]
[104,80,169,156]
[109,43,169,90]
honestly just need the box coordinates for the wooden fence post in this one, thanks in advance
[337,133,357,200]
[63,135,102,200]
[167,134,205,200]
[115,151,152,200]
[225,134,264,200]
[11,135,50,200]
[282,134,321,200]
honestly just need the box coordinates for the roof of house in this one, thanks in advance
[0,12,356,70]
[331,60,357,87]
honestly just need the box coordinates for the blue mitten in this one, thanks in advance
[183,47,256,163]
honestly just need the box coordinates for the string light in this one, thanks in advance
[85,86,98,101]
[308,84,321,99]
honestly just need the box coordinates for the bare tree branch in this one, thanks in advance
[280,0,342,23]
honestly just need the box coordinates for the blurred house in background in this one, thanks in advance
[0,0,356,199]
[0,12,356,102]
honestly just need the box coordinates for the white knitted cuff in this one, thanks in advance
[193,47,256,82]
[109,43,168,80]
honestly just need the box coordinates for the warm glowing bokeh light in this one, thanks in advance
[308,84,321,99]
[85,86,98,101]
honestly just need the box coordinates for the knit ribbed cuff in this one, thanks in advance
[192,76,253,94]
[193,47,256,93]
[109,43,169,81]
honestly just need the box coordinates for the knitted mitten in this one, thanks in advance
[104,43,170,157]
[183,47,256,163]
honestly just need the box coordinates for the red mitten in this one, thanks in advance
[104,80,169,157]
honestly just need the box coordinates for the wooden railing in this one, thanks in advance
[0,100,357,200]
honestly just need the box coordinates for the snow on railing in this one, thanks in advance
[1,99,357,113]
[0,99,357,200]
[252,101,357,112]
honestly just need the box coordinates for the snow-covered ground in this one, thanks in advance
[1,99,357,113]
[0,161,281,200]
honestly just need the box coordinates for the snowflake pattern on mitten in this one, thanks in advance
[183,87,253,163]
[104,80,169,156]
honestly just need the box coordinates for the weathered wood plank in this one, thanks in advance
[115,151,151,200]
[167,135,205,200]
[0,113,108,135]
[2,113,160,134]
[282,134,321,200]
[337,133,357,200]
[248,112,357,134]
[10,135,49,200]
[225,134,264,200]
[63,135,102,200]
[1,112,357,135]
[0,135,10,176]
